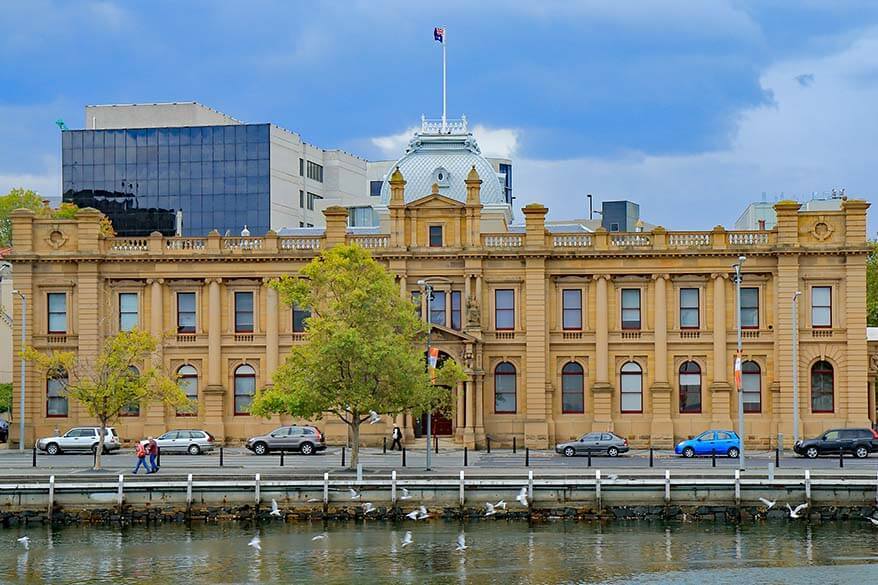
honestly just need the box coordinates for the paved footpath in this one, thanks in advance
[2,443,877,478]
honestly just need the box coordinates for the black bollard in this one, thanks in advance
[341,447,346,467]
[464,446,468,467]
[587,450,592,467]
[157,449,161,469]
[525,447,530,467]
[649,447,654,468]
[32,446,36,468]
[383,437,387,455]
[487,437,491,454]
[219,447,224,467]
[775,447,780,468]
[839,450,844,469]
[402,447,406,467]
[280,451,285,467]
[434,435,439,454]
[513,436,517,454]
[712,449,716,467]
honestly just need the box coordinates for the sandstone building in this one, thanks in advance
[8,123,873,449]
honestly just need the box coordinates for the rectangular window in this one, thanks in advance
[306,161,324,182]
[370,180,382,197]
[177,292,196,333]
[495,289,515,330]
[299,158,304,176]
[679,288,699,329]
[429,291,446,326]
[412,291,422,319]
[306,192,319,211]
[47,293,67,334]
[429,225,443,247]
[621,289,641,330]
[119,292,139,332]
[235,291,254,333]
[740,287,759,329]
[562,289,582,330]
[292,304,310,333]
[451,291,462,330]
[811,286,831,327]
[299,189,304,208]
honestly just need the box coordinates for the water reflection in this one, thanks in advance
[0,520,876,584]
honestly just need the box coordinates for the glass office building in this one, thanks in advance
[62,124,271,236]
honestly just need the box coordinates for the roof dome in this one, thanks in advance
[378,119,508,208]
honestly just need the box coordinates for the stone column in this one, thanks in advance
[454,382,465,441]
[709,273,733,430]
[844,253,870,427]
[463,378,475,448]
[649,274,673,447]
[143,278,167,436]
[592,275,614,430]
[474,376,485,446]
[204,278,225,441]
[264,280,279,386]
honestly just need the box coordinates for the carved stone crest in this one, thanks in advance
[811,217,834,242]
[45,228,68,250]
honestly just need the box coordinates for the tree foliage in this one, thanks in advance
[0,383,11,413]
[24,328,187,470]
[0,188,115,246]
[251,244,466,467]
[868,241,878,327]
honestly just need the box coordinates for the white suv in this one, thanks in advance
[37,427,121,455]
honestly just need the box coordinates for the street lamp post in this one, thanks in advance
[733,257,746,469]
[14,290,25,451]
[417,280,433,472]
[792,291,802,445]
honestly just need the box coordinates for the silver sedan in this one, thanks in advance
[555,432,630,457]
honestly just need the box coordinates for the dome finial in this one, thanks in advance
[466,164,480,182]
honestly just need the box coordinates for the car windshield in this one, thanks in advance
[696,432,712,441]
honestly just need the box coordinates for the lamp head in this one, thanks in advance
[738,255,747,263]
[416,279,427,287]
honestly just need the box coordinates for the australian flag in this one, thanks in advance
[434,27,445,44]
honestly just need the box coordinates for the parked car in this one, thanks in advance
[555,432,630,457]
[793,428,878,459]
[155,429,215,455]
[245,425,326,456]
[37,427,121,455]
[675,430,740,458]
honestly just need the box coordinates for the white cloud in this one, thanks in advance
[370,124,520,159]
[0,155,60,201]
[513,27,878,233]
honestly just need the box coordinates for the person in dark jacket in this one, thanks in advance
[147,436,159,473]
[391,425,403,451]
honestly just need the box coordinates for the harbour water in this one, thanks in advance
[1,519,877,584]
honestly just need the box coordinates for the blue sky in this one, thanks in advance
[1,0,876,232]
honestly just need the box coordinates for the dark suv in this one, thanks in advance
[793,428,878,459]
[245,426,326,455]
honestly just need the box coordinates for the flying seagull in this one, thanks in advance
[787,503,808,519]
[401,531,414,547]
[306,498,321,503]
[758,497,776,510]
[495,500,507,510]
[311,532,328,541]
[455,534,468,552]
[248,535,261,551]
[270,499,283,517]
[864,516,878,527]
[413,505,429,520]
[349,488,361,500]
[16,536,30,551]
[362,502,376,515]
[516,487,529,507]
[485,502,498,516]
[399,487,411,500]
[405,509,420,520]
[368,410,382,425]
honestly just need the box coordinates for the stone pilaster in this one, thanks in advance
[204,277,225,441]
[775,256,800,440]
[710,273,733,430]
[649,274,673,446]
[592,274,614,430]
[264,279,279,387]
[143,278,167,436]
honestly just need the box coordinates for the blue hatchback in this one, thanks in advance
[675,430,741,458]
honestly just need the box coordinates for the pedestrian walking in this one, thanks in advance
[133,440,150,474]
[391,425,403,451]
[147,436,159,473]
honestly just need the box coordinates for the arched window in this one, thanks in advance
[494,362,517,413]
[120,366,140,417]
[46,372,68,417]
[742,361,761,413]
[234,364,257,415]
[811,360,834,413]
[678,361,701,414]
[620,362,643,413]
[177,365,198,416]
[561,362,584,414]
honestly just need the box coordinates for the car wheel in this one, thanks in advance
[563,446,575,457]
[300,442,314,456]
[607,446,619,457]
[46,443,60,456]
[727,447,740,459]
[854,446,869,459]
[253,442,268,456]
[188,444,201,456]
[682,447,695,458]
[805,447,819,459]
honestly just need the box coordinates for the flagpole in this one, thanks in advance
[442,26,447,133]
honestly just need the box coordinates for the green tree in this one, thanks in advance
[25,329,187,470]
[252,244,466,468]
[868,241,878,327]
[0,188,48,246]
[0,382,11,413]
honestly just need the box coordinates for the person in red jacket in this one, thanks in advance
[147,436,159,473]
[133,440,149,474]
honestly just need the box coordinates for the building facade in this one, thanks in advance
[8,165,873,448]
